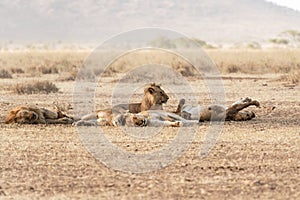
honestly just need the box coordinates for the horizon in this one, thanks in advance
[266,0,300,11]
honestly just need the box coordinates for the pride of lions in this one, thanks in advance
[5,83,260,127]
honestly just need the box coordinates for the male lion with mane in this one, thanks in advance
[75,83,169,126]
[5,106,74,124]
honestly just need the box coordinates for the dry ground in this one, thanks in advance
[0,52,299,199]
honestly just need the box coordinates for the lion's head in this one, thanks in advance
[141,83,169,111]
[113,113,148,127]
[5,106,41,124]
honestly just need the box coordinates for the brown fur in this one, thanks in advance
[110,83,169,113]
[178,97,260,121]
[75,83,169,126]
[113,110,196,127]
[5,106,73,124]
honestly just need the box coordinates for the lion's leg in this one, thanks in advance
[41,108,58,119]
[45,117,74,124]
[74,119,98,126]
[226,98,260,120]
[167,121,182,127]
[149,120,182,127]
[80,113,98,121]
[112,114,125,126]
[174,99,185,115]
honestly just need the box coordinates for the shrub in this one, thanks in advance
[269,38,289,45]
[38,66,59,74]
[14,81,59,94]
[0,69,13,78]
[10,68,25,74]
[279,71,300,84]
[226,65,239,73]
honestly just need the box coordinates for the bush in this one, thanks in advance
[0,69,13,78]
[10,68,25,74]
[38,66,59,74]
[279,71,300,84]
[14,81,59,94]
[226,65,239,73]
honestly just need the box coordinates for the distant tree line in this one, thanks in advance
[147,36,217,49]
[269,30,300,47]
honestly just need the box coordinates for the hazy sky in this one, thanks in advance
[267,0,300,11]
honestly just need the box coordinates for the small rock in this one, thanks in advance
[105,183,115,187]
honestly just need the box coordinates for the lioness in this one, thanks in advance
[178,97,260,121]
[5,106,74,124]
[111,97,260,127]
[75,83,169,126]
[112,110,199,127]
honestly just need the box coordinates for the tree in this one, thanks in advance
[148,36,176,49]
[279,30,300,47]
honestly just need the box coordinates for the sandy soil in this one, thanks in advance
[0,73,299,199]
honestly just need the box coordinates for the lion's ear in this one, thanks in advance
[147,87,155,94]
[150,83,161,87]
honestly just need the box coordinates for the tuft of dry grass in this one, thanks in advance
[38,66,59,74]
[10,68,25,74]
[278,70,300,84]
[13,81,59,94]
[0,69,13,78]
[57,70,78,81]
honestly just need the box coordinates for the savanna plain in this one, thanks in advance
[0,49,299,199]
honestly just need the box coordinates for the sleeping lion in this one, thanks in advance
[80,97,260,127]
[177,97,260,121]
[5,106,74,124]
[112,110,198,127]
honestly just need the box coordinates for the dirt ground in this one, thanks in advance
[0,73,299,199]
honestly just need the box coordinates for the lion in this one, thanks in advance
[76,97,259,127]
[177,97,260,121]
[75,83,169,126]
[112,110,198,127]
[5,106,74,124]
[110,97,260,127]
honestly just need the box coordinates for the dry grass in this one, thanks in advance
[10,68,25,74]
[105,49,197,77]
[0,69,13,78]
[37,65,59,74]
[57,70,78,81]
[13,81,59,94]
[0,51,85,75]
[0,49,299,83]
[207,49,300,74]
[278,70,300,84]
